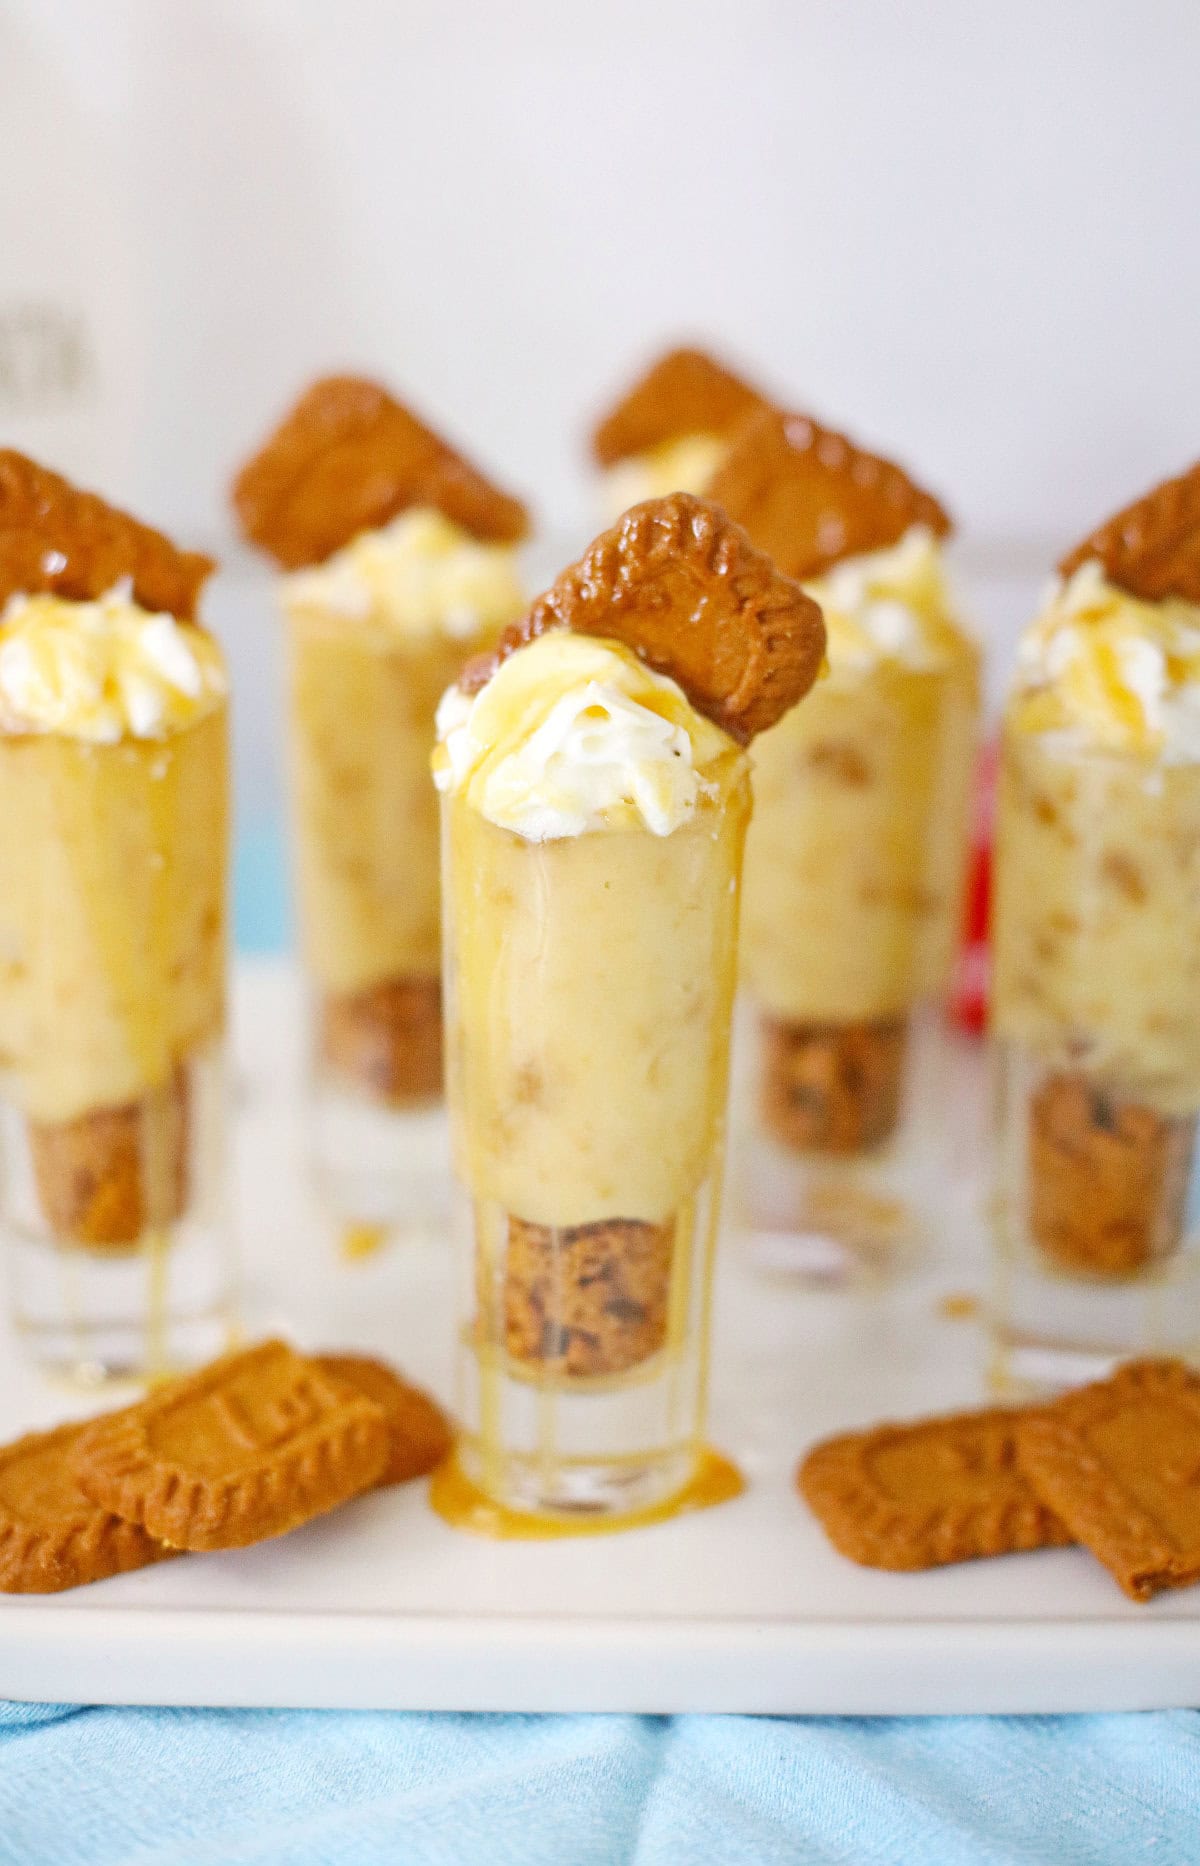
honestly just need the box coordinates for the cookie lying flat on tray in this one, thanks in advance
[799,1406,1071,1571]
[73,1339,390,1552]
[313,1354,452,1487]
[1016,1358,1200,1603]
[0,1418,173,1595]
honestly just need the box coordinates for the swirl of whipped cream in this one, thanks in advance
[433,630,741,841]
[1011,560,1200,763]
[281,507,525,641]
[804,525,970,671]
[0,584,226,742]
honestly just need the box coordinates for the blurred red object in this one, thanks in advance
[951,740,997,1036]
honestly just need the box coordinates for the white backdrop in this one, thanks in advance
[2,0,1197,818]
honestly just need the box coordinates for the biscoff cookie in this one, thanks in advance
[0,1418,173,1594]
[1027,1073,1196,1279]
[314,1354,452,1486]
[591,346,769,468]
[0,449,213,620]
[29,1069,190,1253]
[1058,459,1200,603]
[461,493,825,744]
[1016,1359,1200,1602]
[760,1014,908,1155]
[496,1215,674,1378]
[231,374,529,569]
[707,408,952,582]
[799,1406,1071,1571]
[73,1339,389,1551]
[319,976,443,1107]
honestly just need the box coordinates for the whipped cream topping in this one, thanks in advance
[601,432,728,519]
[803,526,970,671]
[281,507,525,641]
[0,585,226,742]
[433,630,740,841]
[1011,560,1200,762]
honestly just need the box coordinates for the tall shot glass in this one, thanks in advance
[739,646,978,1280]
[439,766,751,1522]
[990,727,1200,1389]
[286,606,470,1238]
[0,708,234,1381]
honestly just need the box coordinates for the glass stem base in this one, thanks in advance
[7,1224,237,1385]
[310,1086,450,1234]
[990,1246,1200,1397]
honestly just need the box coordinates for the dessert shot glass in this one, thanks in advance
[706,413,981,1282]
[285,601,480,1238]
[0,660,233,1382]
[440,769,751,1520]
[427,493,823,1529]
[739,618,977,1279]
[991,727,1200,1388]
[233,377,530,1249]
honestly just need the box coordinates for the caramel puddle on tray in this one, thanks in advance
[340,1222,390,1263]
[430,1444,744,1540]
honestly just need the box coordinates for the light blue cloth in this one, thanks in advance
[4,826,1193,1864]
[2,1701,1199,1864]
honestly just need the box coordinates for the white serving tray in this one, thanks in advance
[1,959,1198,1716]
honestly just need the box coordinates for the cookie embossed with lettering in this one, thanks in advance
[799,1406,1071,1571]
[708,408,952,581]
[73,1339,389,1551]
[461,493,825,743]
[232,375,529,569]
[591,346,769,468]
[0,1418,173,1594]
[0,450,213,620]
[1058,461,1200,603]
[1016,1358,1200,1601]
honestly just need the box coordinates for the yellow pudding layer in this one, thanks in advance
[994,565,1200,1107]
[0,588,226,742]
[440,628,750,1223]
[284,516,524,998]
[600,432,728,519]
[1008,561,1200,762]
[741,534,979,1022]
[807,526,969,671]
[288,622,479,995]
[281,508,525,642]
[993,724,1200,1113]
[443,779,749,1225]
[0,706,229,1122]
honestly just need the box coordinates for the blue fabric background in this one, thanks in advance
[3,1701,1200,1864]
[4,833,1197,1863]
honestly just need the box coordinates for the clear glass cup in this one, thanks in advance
[440,765,751,1523]
[0,709,235,1382]
[737,652,979,1280]
[990,727,1200,1389]
[285,608,470,1241]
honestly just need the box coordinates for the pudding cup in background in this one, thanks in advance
[989,495,1200,1390]
[0,568,234,1383]
[992,703,1200,1390]
[589,344,768,519]
[283,569,519,1239]
[707,411,980,1283]
[740,642,979,1280]
[231,378,529,1248]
